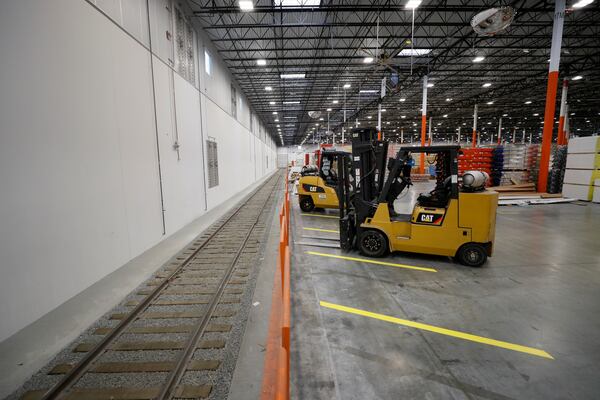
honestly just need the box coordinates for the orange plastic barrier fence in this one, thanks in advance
[261,170,291,400]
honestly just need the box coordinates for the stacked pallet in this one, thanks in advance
[458,148,493,182]
[523,145,540,184]
[562,136,600,202]
[547,145,568,194]
[490,147,504,186]
[490,183,536,196]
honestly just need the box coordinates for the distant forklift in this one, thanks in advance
[337,128,498,267]
[297,149,350,212]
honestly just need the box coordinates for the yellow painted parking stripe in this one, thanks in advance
[320,301,554,360]
[307,251,437,273]
[300,213,339,219]
[303,227,340,234]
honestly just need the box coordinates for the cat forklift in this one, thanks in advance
[297,149,350,212]
[337,128,498,267]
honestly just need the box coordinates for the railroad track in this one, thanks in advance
[19,172,282,400]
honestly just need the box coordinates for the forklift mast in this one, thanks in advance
[338,127,388,250]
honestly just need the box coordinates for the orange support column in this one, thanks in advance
[472,104,478,148]
[538,0,565,193]
[419,75,428,173]
[497,116,502,145]
[557,78,568,145]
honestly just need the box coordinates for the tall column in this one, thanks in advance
[564,104,570,143]
[419,75,428,173]
[529,132,532,144]
[557,79,568,145]
[497,117,503,145]
[472,104,478,148]
[457,126,461,143]
[538,0,565,192]
[328,111,333,144]
[342,89,347,144]
[522,130,526,143]
[513,128,516,143]
[428,117,432,145]
[401,128,404,143]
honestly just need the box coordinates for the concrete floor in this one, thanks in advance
[290,182,600,400]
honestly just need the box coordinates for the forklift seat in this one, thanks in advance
[417,176,452,208]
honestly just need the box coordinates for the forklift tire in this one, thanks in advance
[456,243,487,267]
[299,196,315,212]
[358,229,388,258]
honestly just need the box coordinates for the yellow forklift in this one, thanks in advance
[297,149,350,212]
[337,128,498,267]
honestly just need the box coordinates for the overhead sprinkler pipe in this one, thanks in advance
[538,0,565,192]
[557,79,568,145]
[420,75,428,173]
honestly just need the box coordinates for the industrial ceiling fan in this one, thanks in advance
[471,6,516,36]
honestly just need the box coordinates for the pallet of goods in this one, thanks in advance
[562,136,600,202]
[458,148,493,184]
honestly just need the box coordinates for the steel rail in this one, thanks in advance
[158,172,282,400]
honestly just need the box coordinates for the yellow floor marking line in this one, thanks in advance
[320,301,554,360]
[307,251,437,273]
[303,227,340,234]
[300,213,339,219]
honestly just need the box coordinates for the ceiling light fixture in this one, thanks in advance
[363,57,374,63]
[332,100,339,104]
[272,111,277,114]
[265,86,272,91]
[359,90,378,93]
[239,0,254,11]
[269,101,275,105]
[405,0,422,9]
[256,59,266,66]
[280,73,305,79]
[427,83,434,88]
[525,100,532,104]
[572,0,594,8]
[398,48,431,56]
[283,101,300,104]
[343,83,351,89]
[487,101,494,105]
[482,82,492,88]
[399,98,406,102]
[276,0,321,6]
[326,108,332,112]
[472,56,485,62]
[572,75,583,80]
[446,98,452,101]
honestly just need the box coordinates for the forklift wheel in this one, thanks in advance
[358,230,388,258]
[299,196,315,212]
[456,243,487,267]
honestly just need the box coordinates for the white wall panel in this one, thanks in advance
[0,0,277,343]
[0,0,163,342]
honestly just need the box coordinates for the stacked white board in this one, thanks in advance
[562,136,600,202]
